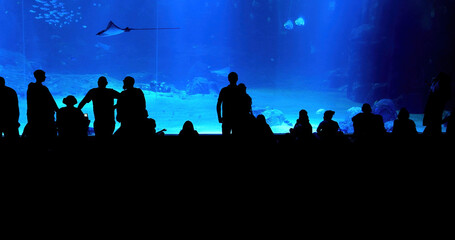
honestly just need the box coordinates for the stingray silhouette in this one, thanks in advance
[96,21,180,37]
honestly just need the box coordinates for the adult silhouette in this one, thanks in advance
[237,83,255,136]
[115,76,148,137]
[316,110,341,141]
[423,72,451,136]
[217,72,242,136]
[25,69,58,142]
[352,103,385,140]
[179,120,199,138]
[290,109,313,142]
[0,77,20,142]
[78,76,120,138]
[392,108,417,137]
[57,95,89,140]
[255,114,275,144]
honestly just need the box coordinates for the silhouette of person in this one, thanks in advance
[290,109,313,141]
[179,120,199,138]
[255,114,275,144]
[0,77,20,142]
[423,72,451,136]
[217,72,242,136]
[115,76,148,138]
[237,83,255,136]
[392,108,417,137]
[237,83,253,116]
[25,69,58,142]
[144,118,166,137]
[316,110,341,141]
[352,103,385,140]
[78,76,120,138]
[57,95,89,140]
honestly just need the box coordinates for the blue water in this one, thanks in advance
[1,0,454,134]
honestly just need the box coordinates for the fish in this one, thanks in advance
[96,21,180,37]
[316,109,326,115]
[295,17,305,26]
[95,42,111,51]
[210,67,231,77]
[283,19,293,30]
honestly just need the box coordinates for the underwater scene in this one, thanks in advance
[1,0,454,134]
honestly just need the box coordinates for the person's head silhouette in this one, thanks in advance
[98,76,108,88]
[299,109,308,120]
[228,72,238,85]
[34,69,46,83]
[398,108,410,120]
[257,114,267,124]
[0,76,5,87]
[361,103,372,114]
[238,83,246,93]
[123,76,135,90]
[323,110,335,121]
[63,95,77,107]
[182,120,195,131]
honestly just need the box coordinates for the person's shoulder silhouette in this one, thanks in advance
[0,76,20,141]
[0,77,19,123]
[179,120,199,138]
[27,69,58,117]
[79,76,120,138]
[57,95,88,138]
[292,109,312,136]
[117,76,147,123]
[115,76,148,138]
[317,110,340,138]
[25,69,58,141]
[353,103,385,138]
[392,108,417,137]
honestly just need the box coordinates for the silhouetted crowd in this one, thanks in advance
[0,70,453,153]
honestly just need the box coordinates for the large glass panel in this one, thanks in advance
[1,0,454,134]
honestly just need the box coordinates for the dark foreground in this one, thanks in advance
[1,134,452,236]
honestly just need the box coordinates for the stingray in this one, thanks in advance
[96,21,180,37]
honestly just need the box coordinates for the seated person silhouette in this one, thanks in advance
[179,120,199,138]
[255,114,275,143]
[78,76,120,138]
[352,103,385,139]
[316,110,341,141]
[290,109,313,141]
[0,77,20,142]
[56,95,89,139]
[25,69,59,141]
[115,76,148,138]
[144,118,166,137]
[217,72,242,136]
[392,108,417,137]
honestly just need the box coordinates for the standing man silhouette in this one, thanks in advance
[217,72,241,136]
[115,76,148,137]
[78,76,120,138]
[25,69,58,142]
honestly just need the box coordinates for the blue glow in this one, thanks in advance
[1,0,454,135]
[283,19,294,30]
[294,17,305,26]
